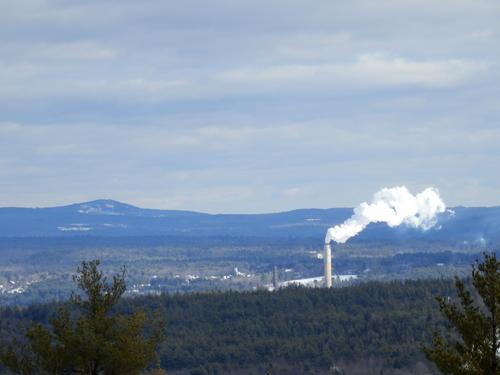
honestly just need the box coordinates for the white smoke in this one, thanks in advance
[325,186,446,244]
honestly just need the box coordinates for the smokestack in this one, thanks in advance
[324,242,332,288]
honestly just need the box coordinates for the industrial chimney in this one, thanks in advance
[324,242,332,288]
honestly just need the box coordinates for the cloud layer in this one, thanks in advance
[1,0,499,212]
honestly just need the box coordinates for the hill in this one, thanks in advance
[1,200,499,244]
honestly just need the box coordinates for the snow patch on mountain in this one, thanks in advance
[102,223,127,228]
[58,224,92,232]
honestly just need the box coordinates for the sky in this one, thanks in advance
[1,0,499,213]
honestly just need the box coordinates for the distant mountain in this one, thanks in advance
[0,200,499,243]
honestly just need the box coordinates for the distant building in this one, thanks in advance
[272,266,278,289]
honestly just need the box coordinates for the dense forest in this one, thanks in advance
[1,279,457,374]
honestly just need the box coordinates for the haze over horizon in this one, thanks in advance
[2,196,499,215]
[2,1,500,213]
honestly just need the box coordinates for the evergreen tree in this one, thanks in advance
[1,260,165,375]
[424,253,500,374]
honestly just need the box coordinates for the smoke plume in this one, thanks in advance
[325,186,446,244]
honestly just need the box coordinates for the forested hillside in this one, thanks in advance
[1,279,456,374]
[1,200,499,243]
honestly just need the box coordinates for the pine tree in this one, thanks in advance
[1,260,165,375]
[424,253,500,374]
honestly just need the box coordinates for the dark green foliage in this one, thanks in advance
[1,277,456,373]
[424,253,500,374]
[1,260,164,375]
[151,280,453,371]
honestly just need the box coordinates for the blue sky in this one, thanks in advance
[1,0,499,212]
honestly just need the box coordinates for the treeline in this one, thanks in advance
[1,279,456,373]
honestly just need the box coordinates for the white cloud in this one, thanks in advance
[273,32,353,60]
[283,187,303,198]
[222,54,489,88]
[35,42,116,60]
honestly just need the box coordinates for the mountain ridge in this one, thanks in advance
[2,198,499,214]
[0,199,499,242]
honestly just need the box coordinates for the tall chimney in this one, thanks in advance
[324,242,332,288]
